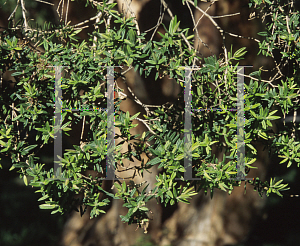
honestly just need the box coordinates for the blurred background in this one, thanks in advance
[1,0,300,245]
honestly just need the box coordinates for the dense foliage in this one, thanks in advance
[0,0,299,232]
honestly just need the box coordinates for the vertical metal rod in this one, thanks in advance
[106,66,116,180]
[235,66,252,180]
[54,66,63,178]
[184,67,198,180]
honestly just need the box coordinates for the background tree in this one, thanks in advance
[0,0,300,245]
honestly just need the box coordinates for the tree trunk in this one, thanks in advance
[60,1,272,245]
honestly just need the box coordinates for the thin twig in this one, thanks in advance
[61,0,64,23]
[121,66,134,75]
[188,0,228,89]
[117,76,150,116]
[225,31,260,43]
[57,0,62,19]
[186,0,212,57]
[8,0,20,21]
[20,0,28,31]
[35,0,54,6]
[122,0,142,44]
[237,72,278,88]
[80,116,86,145]
[149,0,165,42]
[211,12,240,18]
[160,0,193,52]
[65,0,70,26]
[286,15,291,34]
[193,0,214,31]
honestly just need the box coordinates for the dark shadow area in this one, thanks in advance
[0,154,68,246]
[228,154,300,246]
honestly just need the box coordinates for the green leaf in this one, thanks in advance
[23,175,28,186]
[130,112,140,120]
[114,182,122,190]
[139,207,149,212]
[258,130,268,140]
[166,190,173,198]
[147,157,161,166]
[122,181,126,192]
[203,171,212,180]
[218,182,227,191]
[38,194,50,201]
[39,204,56,209]
[257,31,268,36]
[175,153,184,161]
[234,47,247,58]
